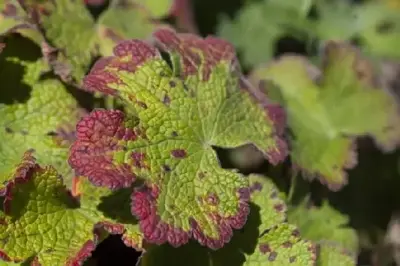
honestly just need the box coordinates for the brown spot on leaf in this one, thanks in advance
[282,241,292,248]
[163,95,171,105]
[289,256,296,263]
[270,190,278,198]
[169,80,176,87]
[137,101,147,109]
[250,181,263,193]
[198,172,205,179]
[171,149,187,158]
[291,229,300,237]
[268,251,277,261]
[4,127,12,133]
[171,131,178,137]
[131,152,147,168]
[46,131,58,136]
[206,193,219,205]
[162,164,171,172]
[259,243,271,253]
[274,204,284,212]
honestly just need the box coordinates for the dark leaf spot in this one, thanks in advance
[131,152,146,168]
[289,256,296,263]
[4,127,13,133]
[46,131,58,136]
[162,164,171,172]
[259,243,271,253]
[291,229,300,237]
[169,80,176,87]
[270,191,278,198]
[274,204,284,212]
[250,181,263,193]
[282,241,292,248]
[171,131,178,137]
[198,172,205,179]
[171,149,187,158]
[268,251,277,261]
[163,95,171,105]
[137,101,147,109]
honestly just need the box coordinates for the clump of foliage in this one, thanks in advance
[0,0,400,265]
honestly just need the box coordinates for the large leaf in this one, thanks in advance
[0,152,143,265]
[68,28,287,249]
[139,174,317,266]
[250,41,400,190]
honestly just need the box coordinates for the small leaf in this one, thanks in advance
[0,52,83,189]
[139,174,316,265]
[288,199,358,252]
[251,41,400,190]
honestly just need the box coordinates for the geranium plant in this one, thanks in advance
[0,0,400,265]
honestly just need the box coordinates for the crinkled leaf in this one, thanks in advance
[140,174,316,265]
[73,176,144,249]
[317,242,356,266]
[38,0,98,82]
[0,153,142,265]
[288,199,358,252]
[96,0,158,56]
[251,41,400,190]
[0,47,83,189]
[0,153,96,265]
[69,28,287,249]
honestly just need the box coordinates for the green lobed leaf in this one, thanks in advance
[0,152,143,265]
[139,174,316,265]
[0,42,84,189]
[288,199,358,252]
[250,41,400,190]
[68,28,288,249]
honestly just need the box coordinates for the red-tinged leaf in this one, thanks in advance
[69,28,287,249]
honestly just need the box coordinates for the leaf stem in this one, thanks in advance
[288,171,297,203]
